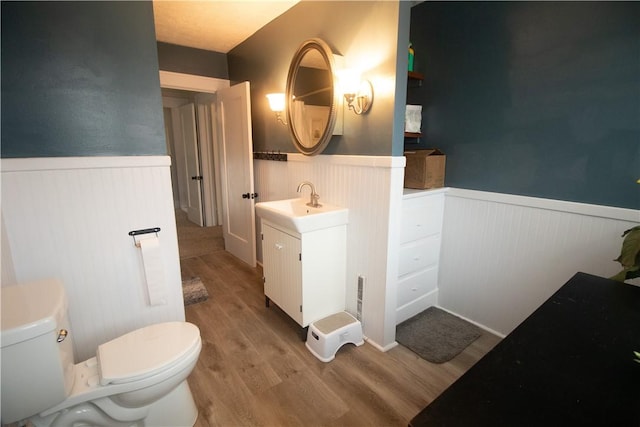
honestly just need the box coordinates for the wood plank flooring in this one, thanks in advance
[179,221,501,427]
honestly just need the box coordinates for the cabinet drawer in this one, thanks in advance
[398,235,441,277]
[400,195,444,243]
[397,267,438,308]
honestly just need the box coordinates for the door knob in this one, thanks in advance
[57,329,68,343]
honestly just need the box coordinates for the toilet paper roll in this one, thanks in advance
[139,237,167,306]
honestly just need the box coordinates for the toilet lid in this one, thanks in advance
[97,321,200,385]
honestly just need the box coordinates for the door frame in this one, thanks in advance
[159,71,230,227]
[160,71,229,93]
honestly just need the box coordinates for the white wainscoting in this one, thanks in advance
[1,156,184,361]
[254,154,406,351]
[439,188,639,337]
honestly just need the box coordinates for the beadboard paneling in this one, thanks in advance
[439,188,639,336]
[1,157,184,361]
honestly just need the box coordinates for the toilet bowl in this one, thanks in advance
[1,279,202,427]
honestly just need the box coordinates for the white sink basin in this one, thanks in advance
[255,198,348,233]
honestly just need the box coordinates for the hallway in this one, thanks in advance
[175,209,224,261]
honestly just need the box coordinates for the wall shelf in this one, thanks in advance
[405,71,424,143]
[408,71,424,81]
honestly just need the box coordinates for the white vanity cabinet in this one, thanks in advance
[396,189,445,324]
[261,220,346,329]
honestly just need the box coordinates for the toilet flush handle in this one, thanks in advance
[57,329,68,343]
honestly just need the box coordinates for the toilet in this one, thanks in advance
[1,278,202,427]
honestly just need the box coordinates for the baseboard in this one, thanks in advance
[364,336,399,352]
[396,288,438,325]
[436,305,506,339]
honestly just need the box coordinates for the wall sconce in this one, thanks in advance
[338,69,373,115]
[266,93,287,125]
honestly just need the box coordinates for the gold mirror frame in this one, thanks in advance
[285,38,340,156]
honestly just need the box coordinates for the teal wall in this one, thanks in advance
[410,2,640,209]
[228,1,408,156]
[1,1,166,158]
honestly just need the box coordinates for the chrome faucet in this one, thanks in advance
[297,181,321,208]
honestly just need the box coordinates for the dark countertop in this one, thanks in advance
[410,272,640,426]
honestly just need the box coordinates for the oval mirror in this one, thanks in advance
[286,39,340,156]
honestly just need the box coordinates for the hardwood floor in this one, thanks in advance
[178,218,500,427]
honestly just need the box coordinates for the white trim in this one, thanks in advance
[1,156,171,172]
[364,336,398,352]
[447,188,639,222]
[396,288,439,325]
[159,70,230,93]
[286,153,406,168]
[435,305,506,339]
[403,187,449,199]
[162,96,192,109]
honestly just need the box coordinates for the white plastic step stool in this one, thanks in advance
[306,311,364,362]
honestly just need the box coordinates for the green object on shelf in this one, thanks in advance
[408,43,415,72]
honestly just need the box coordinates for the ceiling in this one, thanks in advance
[153,1,300,53]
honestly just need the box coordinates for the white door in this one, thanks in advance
[217,82,256,267]
[195,93,219,227]
[179,103,204,226]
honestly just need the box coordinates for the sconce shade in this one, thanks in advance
[266,92,287,125]
[337,69,361,96]
[266,93,286,112]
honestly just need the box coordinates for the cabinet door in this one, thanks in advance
[262,224,303,325]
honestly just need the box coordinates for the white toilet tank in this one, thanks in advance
[1,279,75,424]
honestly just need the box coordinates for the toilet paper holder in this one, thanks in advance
[129,227,161,247]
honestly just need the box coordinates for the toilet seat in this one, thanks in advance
[39,323,202,418]
[97,322,200,386]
